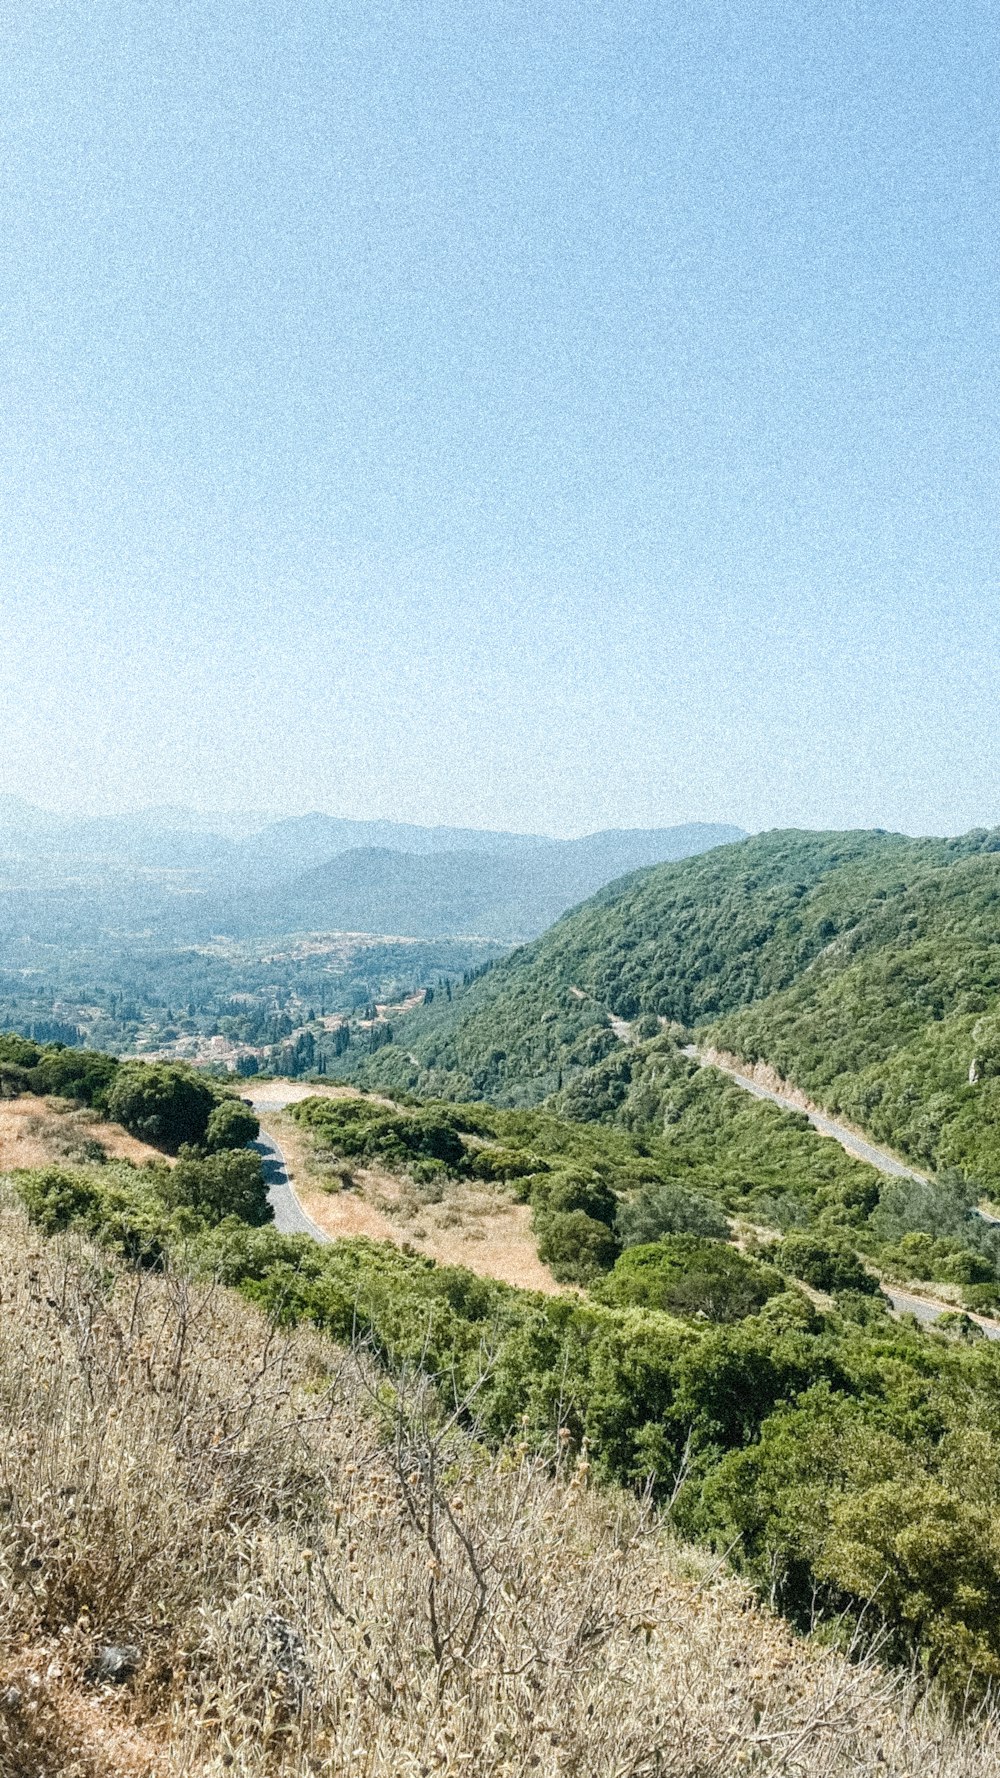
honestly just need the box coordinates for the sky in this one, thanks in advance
[1,0,998,840]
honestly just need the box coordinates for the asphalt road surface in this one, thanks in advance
[684,1048,1000,1339]
[684,1046,925,1181]
[250,1118,331,1243]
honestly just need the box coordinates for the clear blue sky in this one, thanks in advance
[2,1,998,838]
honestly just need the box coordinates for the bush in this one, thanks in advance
[204,1097,260,1152]
[774,1233,880,1296]
[15,1164,102,1233]
[536,1209,621,1285]
[291,1097,467,1172]
[107,1062,219,1153]
[598,1237,784,1323]
[169,1149,272,1226]
[533,1168,618,1228]
[27,1047,118,1108]
[618,1180,729,1246]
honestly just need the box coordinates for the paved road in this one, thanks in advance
[882,1284,1000,1341]
[683,1047,1000,1339]
[251,1123,331,1243]
[683,1045,925,1182]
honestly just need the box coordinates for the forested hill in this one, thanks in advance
[340,826,1000,1183]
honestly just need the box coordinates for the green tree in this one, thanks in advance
[169,1149,271,1226]
[599,1237,783,1323]
[107,1062,218,1153]
[618,1180,728,1246]
[536,1210,620,1285]
[204,1097,260,1152]
[774,1232,880,1296]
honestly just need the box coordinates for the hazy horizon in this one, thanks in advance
[4,792,1000,849]
[0,793,747,845]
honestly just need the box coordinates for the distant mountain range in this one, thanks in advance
[0,802,745,943]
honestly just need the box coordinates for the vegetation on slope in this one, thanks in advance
[339,827,1000,1194]
[313,1030,1000,1304]
[13,1069,1000,1698]
[6,1201,995,1778]
[14,1017,1000,1700]
[0,1033,259,1152]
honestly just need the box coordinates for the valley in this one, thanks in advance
[10,822,1000,1739]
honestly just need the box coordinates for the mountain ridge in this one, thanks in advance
[0,805,745,944]
[335,825,1000,1187]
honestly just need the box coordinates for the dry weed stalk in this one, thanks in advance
[0,1198,999,1777]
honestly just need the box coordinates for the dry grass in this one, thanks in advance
[4,1203,1000,1774]
[264,1109,564,1295]
[0,1098,166,1175]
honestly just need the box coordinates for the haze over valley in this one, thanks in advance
[0,799,742,1068]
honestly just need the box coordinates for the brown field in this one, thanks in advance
[4,1199,1000,1777]
[260,1106,565,1295]
[0,1096,167,1174]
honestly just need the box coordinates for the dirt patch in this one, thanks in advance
[262,1108,565,1296]
[0,1098,167,1174]
[248,1082,397,1112]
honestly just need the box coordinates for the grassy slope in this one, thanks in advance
[8,1199,993,1778]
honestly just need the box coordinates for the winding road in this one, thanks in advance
[683,1044,1000,1340]
[248,1086,332,1242]
[682,1045,926,1182]
[252,1126,331,1241]
[244,1065,1000,1340]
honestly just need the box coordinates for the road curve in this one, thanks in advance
[252,1126,331,1243]
[881,1284,1000,1342]
[682,1048,1000,1340]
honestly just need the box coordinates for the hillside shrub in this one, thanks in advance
[598,1237,784,1324]
[107,1062,219,1153]
[535,1210,621,1284]
[169,1148,271,1225]
[617,1180,729,1246]
[204,1096,260,1152]
[774,1233,880,1296]
[27,1046,119,1108]
[532,1168,618,1227]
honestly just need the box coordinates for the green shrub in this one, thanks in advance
[773,1233,879,1296]
[536,1209,621,1284]
[204,1096,260,1152]
[107,1062,219,1153]
[169,1149,271,1226]
[0,1035,42,1068]
[14,1164,102,1233]
[27,1047,118,1108]
[533,1168,618,1227]
[291,1096,467,1171]
[617,1180,728,1246]
[598,1237,784,1324]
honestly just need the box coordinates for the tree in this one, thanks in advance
[107,1062,218,1153]
[599,1237,783,1324]
[169,1149,272,1226]
[536,1209,620,1285]
[204,1097,260,1152]
[774,1232,880,1296]
[618,1181,728,1246]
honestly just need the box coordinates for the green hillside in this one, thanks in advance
[341,826,1000,1187]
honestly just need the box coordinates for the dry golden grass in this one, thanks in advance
[4,1199,1000,1775]
[265,1108,564,1295]
[0,1098,166,1175]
